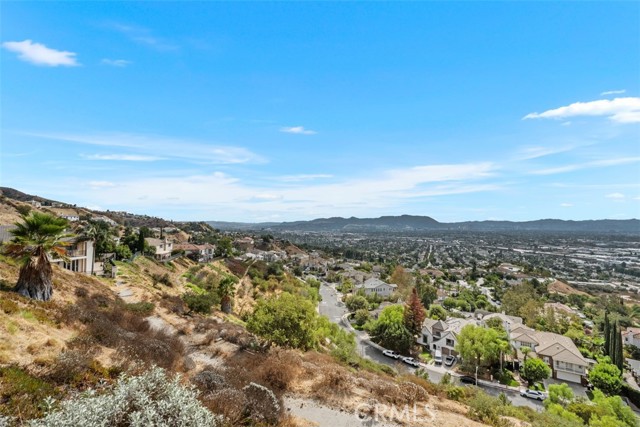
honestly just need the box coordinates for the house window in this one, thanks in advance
[446,339,454,347]
[433,344,437,350]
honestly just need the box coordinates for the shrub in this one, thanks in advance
[123,301,155,315]
[0,298,19,315]
[182,291,217,314]
[31,367,221,426]
[151,273,173,287]
[0,366,58,421]
[243,382,282,425]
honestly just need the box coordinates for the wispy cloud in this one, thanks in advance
[88,181,115,189]
[514,144,581,161]
[605,192,625,200]
[275,174,333,182]
[24,131,266,165]
[106,22,178,51]
[280,126,317,135]
[82,154,164,161]
[524,97,640,124]
[560,203,573,207]
[531,157,640,175]
[2,40,79,67]
[101,58,131,67]
[601,89,626,96]
[64,162,499,220]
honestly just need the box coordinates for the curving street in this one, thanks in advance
[318,282,543,410]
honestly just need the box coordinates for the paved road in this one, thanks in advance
[318,282,543,411]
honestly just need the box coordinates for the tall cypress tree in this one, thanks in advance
[609,321,617,361]
[603,311,611,357]
[614,324,624,372]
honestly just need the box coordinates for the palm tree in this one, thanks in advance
[3,212,72,301]
[218,275,238,314]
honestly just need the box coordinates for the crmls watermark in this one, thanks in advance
[355,402,436,424]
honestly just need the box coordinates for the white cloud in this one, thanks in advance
[531,157,640,175]
[88,181,115,188]
[280,126,317,135]
[524,97,640,124]
[605,192,625,200]
[2,40,79,67]
[276,174,333,182]
[560,203,573,207]
[601,89,626,96]
[101,58,131,67]
[65,162,499,221]
[82,154,164,161]
[515,145,579,161]
[25,131,266,164]
[107,22,178,51]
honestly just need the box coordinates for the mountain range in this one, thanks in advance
[208,215,640,234]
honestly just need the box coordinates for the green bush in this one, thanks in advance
[123,302,155,316]
[182,291,217,314]
[0,366,57,421]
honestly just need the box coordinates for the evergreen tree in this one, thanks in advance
[613,323,624,371]
[603,311,611,356]
[404,287,426,336]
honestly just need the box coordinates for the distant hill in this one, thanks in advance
[208,215,640,234]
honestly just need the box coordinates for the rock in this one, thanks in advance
[183,356,196,371]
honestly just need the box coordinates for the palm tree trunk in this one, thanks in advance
[14,251,53,301]
[221,295,232,314]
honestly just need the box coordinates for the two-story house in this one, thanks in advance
[355,278,397,298]
[420,317,477,357]
[510,325,590,384]
[52,238,96,274]
[145,237,173,260]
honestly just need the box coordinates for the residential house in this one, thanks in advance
[175,243,216,262]
[0,226,96,275]
[510,325,589,384]
[623,327,640,348]
[420,317,477,356]
[59,214,80,222]
[52,238,96,275]
[145,238,173,260]
[355,278,397,297]
[478,312,523,333]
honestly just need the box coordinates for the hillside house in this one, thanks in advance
[510,325,590,384]
[49,238,96,275]
[355,278,397,297]
[145,237,173,260]
[623,327,640,348]
[420,317,477,357]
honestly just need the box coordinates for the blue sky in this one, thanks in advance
[1,2,639,222]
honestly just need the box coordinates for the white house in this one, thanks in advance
[145,237,173,260]
[623,327,640,348]
[420,317,477,357]
[52,238,96,275]
[355,278,397,298]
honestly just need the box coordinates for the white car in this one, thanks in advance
[402,357,421,368]
[520,389,547,401]
[382,349,401,359]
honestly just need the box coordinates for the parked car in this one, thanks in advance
[382,349,401,359]
[459,376,477,385]
[402,357,420,368]
[434,349,443,365]
[520,389,547,401]
[444,355,456,366]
